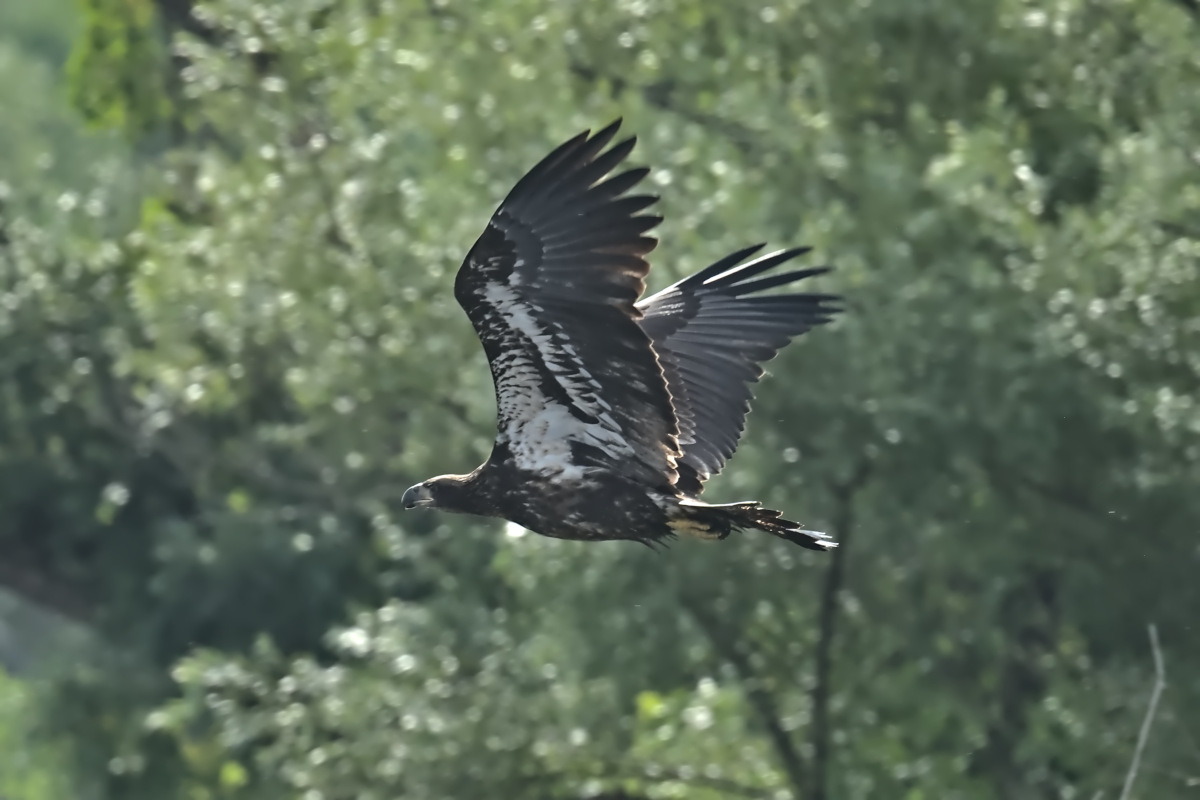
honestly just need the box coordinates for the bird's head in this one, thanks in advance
[401,474,472,512]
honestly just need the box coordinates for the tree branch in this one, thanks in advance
[682,597,807,797]
[1119,624,1166,800]
[809,459,872,800]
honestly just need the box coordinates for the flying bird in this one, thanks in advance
[401,120,841,550]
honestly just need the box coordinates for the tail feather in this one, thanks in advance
[676,498,836,551]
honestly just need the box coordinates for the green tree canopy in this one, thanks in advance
[1,0,1197,798]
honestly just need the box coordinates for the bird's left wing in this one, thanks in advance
[453,120,681,486]
[637,245,841,496]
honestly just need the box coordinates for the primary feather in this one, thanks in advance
[638,245,842,495]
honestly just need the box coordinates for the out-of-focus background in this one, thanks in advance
[1,0,1197,797]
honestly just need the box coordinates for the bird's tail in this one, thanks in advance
[673,498,836,551]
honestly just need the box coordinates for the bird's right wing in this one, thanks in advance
[637,245,841,496]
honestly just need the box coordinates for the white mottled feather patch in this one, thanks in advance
[482,282,634,477]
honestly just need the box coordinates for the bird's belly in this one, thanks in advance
[504,477,671,543]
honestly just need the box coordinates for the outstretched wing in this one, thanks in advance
[637,245,841,496]
[454,120,680,487]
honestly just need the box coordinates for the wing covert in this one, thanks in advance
[454,121,681,487]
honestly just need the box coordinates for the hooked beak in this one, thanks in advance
[401,483,434,509]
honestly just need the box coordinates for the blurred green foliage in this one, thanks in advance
[0,0,131,216]
[1,0,1199,798]
[0,669,74,800]
[67,0,173,139]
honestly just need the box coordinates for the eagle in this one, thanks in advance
[401,120,842,550]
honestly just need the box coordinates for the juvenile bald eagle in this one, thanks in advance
[401,120,841,550]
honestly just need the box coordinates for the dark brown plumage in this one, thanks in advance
[401,120,841,550]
